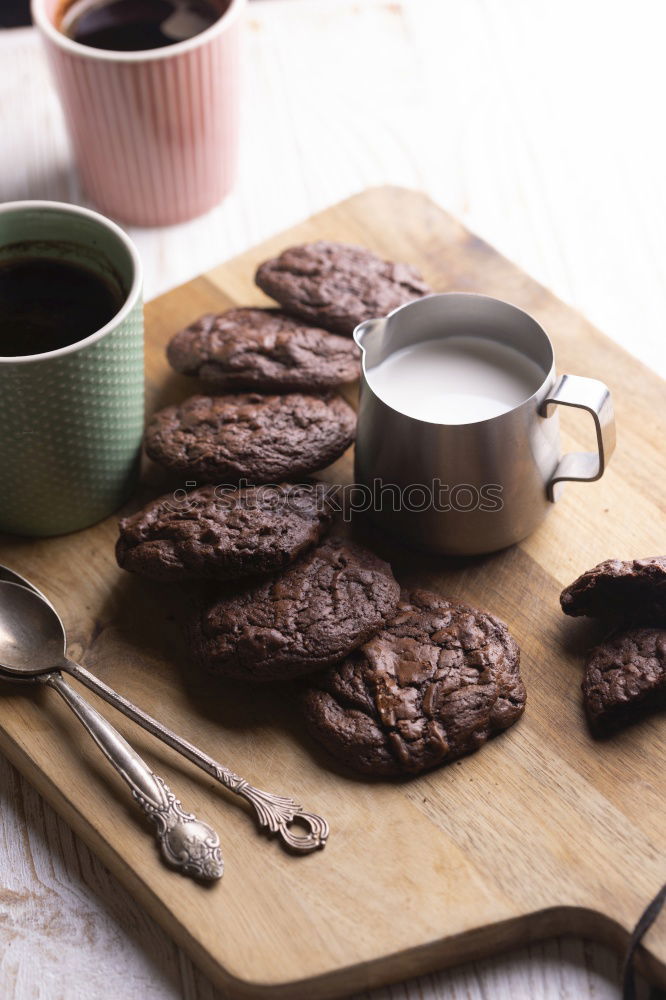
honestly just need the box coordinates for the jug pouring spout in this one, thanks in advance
[353,318,384,352]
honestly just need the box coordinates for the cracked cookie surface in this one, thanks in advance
[560,557,666,624]
[192,538,400,681]
[144,392,356,484]
[255,241,432,336]
[303,589,525,777]
[116,482,334,582]
[582,628,666,732]
[167,308,361,391]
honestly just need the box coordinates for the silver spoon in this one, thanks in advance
[0,565,55,610]
[0,570,328,853]
[0,580,223,882]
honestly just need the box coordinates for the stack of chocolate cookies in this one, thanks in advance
[117,241,527,778]
[145,240,433,483]
[560,557,666,733]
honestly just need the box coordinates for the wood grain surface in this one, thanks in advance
[0,186,664,998]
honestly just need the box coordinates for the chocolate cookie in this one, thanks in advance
[116,482,334,582]
[192,538,400,681]
[255,241,432,336]
[144,392,356,484]
[166,308,361,391]
[582,629,666,732]
[303,589,525,777]
[560,557,666,624]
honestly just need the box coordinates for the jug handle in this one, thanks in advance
[539,374,616,502]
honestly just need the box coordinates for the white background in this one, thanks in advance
[0,1,664,997]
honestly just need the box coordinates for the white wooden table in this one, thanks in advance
[1,2,664,997]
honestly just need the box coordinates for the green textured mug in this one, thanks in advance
[0,201,144,537]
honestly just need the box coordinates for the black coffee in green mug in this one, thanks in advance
[0,253,124,357]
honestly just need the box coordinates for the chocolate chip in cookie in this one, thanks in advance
[116,482,334,582]
[192,537,401,681]
[167,308,361,392]
[560,557,666,625]
[144,392,356,484]
[582,628,666,733]
[255,241,432,336]
[302,589,525,777]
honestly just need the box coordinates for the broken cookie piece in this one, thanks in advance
[560,557,666,625]
[582,628,666,733]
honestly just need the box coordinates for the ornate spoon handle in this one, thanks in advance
[65,660,329,853]
[46,672,223,881]
[214,771,329,853]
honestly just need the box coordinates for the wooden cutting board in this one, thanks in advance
[0,187,665,998]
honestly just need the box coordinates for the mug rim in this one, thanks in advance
[354,291,556,428]
[31,0,245,63]
[0,199,143,366]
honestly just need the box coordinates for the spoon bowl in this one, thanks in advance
[0,581,66,677]
[0,564,56,611]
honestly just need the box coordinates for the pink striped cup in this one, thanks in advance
[32,0,244,227]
